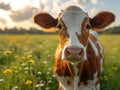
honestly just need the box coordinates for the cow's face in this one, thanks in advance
[34,6,115,62]
[57,6,90,62]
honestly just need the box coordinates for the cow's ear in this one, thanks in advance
[90,11,115,31]
[34,12,58,32]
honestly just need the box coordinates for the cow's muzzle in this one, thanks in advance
[64,45,84,62]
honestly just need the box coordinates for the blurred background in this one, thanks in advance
[0,0,120,33]
[0,0,120,90]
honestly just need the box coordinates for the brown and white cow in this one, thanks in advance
[34,6,115,90]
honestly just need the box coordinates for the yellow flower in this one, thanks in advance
[21,56,25,60]
[3,50,12,55]
[27,54,32,58]
[25,80,32,85]
[12,66,18,69]
[28,59,35,63]
[14,55,19,58]
[3,69,12,75]
[110,73,113,77]
[104,76,108,81]
[112,66,118,71]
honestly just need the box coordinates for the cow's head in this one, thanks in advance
[34,6,115,63]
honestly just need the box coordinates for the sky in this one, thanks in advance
[0,0,120,30]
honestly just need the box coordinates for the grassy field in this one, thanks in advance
[0,34,120,90]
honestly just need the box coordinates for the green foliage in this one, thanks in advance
[0,34,120,90]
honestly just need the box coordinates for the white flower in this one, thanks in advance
[46,71,50,75]
[11,86,18,90]
[0,79,4,82]
[21,63,26,66]
[43,61,48,64]
[37,71,42,75]
[52,74,56,77]
[46,87,50,90]
[35,83,44,87]
[24,67,29,70]
[48,80,52,83]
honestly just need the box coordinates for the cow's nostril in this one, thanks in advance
[65,45,84,60]
[65,48,71,56]
[79,49,84,57]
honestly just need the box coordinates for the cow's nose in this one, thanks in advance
[65,45,84,60]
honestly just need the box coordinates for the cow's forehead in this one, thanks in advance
[59,6,88,37]
[60,6,88,29]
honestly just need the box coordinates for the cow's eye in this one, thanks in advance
[57,23,62,29]
[86,24,91,29]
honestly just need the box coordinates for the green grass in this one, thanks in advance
[0,34,120,90]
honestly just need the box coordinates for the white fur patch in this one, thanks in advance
[87,72,98,86]
[55,74,74,90]
[61,6,88,61]
[79,82,96,90]
[89,38,98,56]
[100,58,104,72]
[90,30,99,39]
[96,41,104,57]
[79,72,99,90]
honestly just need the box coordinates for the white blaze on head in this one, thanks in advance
[61,6,88,60]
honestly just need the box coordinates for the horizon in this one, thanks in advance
[0,0,120,30]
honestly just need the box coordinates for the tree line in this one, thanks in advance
[0,26,120,34]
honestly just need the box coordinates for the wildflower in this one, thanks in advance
[12,66,18,69]
[3,50,12,55]
[35,80,45,87]
[48,68,51,71]
[0,79,4,82]
[27,54,32,58]
[35,83,44,88]
[48,80,52,83]
[104,76,108,81]
[110,73,113,77]
[46,87,50,90]
[28,59,35,64]
[21,63,26,67]
[112,66,118,71]
[52,74,56,77]
[24,71,28,74]
[21,56,25,60]
[37,71,42,75]
[46,71,50,75]
[15,70,19,73]
[43,61,48,64]
[14,55,19,59]
[25,80,32,85]
[24,67,29,71]
[3,69,12,75]
[11,86,18,90]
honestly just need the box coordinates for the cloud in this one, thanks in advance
[10,7,38,22]
[0,9,14,28]
[0,2,11,10]
[90,0,98,4]
[1,0,116,29]
[89,8,98,17]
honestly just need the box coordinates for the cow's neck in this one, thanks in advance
[67,61,85,89]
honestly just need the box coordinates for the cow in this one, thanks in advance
[34,6,115,90]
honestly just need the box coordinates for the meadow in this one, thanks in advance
[0,34,120,90]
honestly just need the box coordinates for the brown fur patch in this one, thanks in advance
[54,50,75,77]
[67,80,71,86]
[76,17,90,46]
[57,18,69,54]
[78,34,103,86]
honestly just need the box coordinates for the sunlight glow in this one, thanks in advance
[10,0,31,11]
